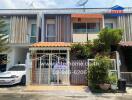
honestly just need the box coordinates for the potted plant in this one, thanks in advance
[88,55,112,91]
[109,73,117,90]
[99,83,111,91]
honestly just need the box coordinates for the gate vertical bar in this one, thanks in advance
[57,57,60,84]
[67,49,70,85]
[39,57,42,84]
[48,54,51,85]
[50,54,52,85]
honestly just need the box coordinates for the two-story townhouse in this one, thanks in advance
[0,6,132,85]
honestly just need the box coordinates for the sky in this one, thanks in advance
[0,0,132,9]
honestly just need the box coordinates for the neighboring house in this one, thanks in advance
[0,6,132,85]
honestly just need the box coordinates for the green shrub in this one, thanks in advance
[88,55,112,86]
[71,43,93,59]
[109,72,117,84]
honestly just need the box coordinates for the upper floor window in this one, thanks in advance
[30,24,36,43]
[46,24,56,42]
[73,23,100,33]
[87,23,100,32]
[73,23,86,33]
[105,23,113,29]
[46,19,56,42]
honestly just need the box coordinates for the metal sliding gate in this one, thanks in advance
[120,72,132,86]
[32,54,70,85]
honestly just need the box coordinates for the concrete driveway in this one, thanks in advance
[0,93,132,100]
[0,85,132,100]
[0,85,25,93]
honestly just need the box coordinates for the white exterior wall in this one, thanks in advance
[13,47,28,64]
[7,47,16,69]
[73,33,98,42]
[7,47,28,70]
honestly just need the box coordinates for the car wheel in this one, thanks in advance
[20,75,26,86]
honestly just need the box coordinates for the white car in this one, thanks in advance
[0,64,26,85]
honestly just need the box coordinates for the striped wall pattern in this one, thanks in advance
[56,15,71,42]
[10,16,28,43]
[53,15,71,42]
[118,14,132,41]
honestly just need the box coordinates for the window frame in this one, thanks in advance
[46,19,56,42]
[73,22,100,34]
[105,23,114,29]
[30,24,37,43]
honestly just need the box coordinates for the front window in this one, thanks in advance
[73,23,86,33]
[30,24,37,43]
[46,24,56,42]
[87,23,100,32]
[105,23,113,29]
[8,66,25,71]
[73,23,100,33]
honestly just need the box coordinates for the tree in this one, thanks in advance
[71,42,93,59]
[97,28,122,52]
[0,18,9,53]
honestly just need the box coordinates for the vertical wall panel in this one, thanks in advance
[10,16,28,43]
[41,14,44,42]
[118,14,132,41]
[55,15,71,42]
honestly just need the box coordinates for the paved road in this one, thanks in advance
[0,86,132,100]
[0,93,132,100]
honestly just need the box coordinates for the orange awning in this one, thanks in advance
[31,42,71,47]
[71,14,103,19]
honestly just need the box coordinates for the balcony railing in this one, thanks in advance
[73,29,99,33]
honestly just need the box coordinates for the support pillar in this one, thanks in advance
[116,51,121,79]
[26,52,30,85]
[102,15,105,28]
[32,51,37,84]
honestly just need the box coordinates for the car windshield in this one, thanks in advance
[8,66,25,71]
